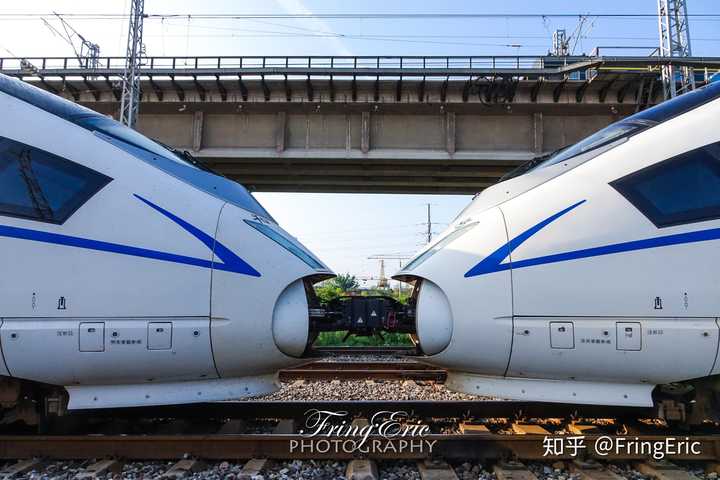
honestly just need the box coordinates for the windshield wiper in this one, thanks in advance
[499,145,569,182]
[153,139,218,174]
[176,149,216,173]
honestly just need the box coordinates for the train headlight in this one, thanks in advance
[416,280,453,355]
[272,279,309,358]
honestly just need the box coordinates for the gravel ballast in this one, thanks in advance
[248,379,483,401]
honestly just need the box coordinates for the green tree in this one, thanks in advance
[314,283,343,303]
[331,273,360,292]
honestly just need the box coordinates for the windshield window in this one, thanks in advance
[245,220,326,270]
[533,80,720,171]
[538,119,653,169]
[403,222,478,272]
[74,115,192,167]
[98,133,275,221]
[0,73,274,222]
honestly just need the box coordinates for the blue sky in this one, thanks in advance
[1,0,719,283]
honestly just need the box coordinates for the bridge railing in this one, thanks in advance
[0,55,593,74]
[1,55,718,82]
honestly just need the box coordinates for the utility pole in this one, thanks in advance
[418,203,443,245]
[120,0,145,128]
[658,0,695,99]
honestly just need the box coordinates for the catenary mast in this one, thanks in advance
[657,0,695,98]
[119,0,145,128]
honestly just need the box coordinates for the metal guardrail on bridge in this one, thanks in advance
[1,55,719,80]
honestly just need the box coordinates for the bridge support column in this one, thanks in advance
[445,112,456,155]
[192,111,204,152]
[361,111,370,154]
[533,112,544,155]
[275,111,287,153]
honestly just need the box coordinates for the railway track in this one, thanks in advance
[71,400,652,420]
[1,400,718,478]
[279,360,447,381]
[2,432,720,460]
[0,459,715,480]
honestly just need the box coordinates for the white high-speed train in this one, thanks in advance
[396,80,720,420]
[0,73,333,417]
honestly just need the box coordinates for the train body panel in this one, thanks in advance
[398,80,720,410]
[1,318,217,385]
[0,90,222,320]
[446,372,656,407]
[507,317,718,384]
[65,374,279,410]
[0,73,333,410]
[210,203,322,378]
[504,99,720,318]
[399,207,513,375]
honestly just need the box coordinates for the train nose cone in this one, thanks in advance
[272,279,309,357]
[416,280,453,355]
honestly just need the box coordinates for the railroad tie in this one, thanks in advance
[0,458,45,479]
[346,459,379,480]
[636,461,700,480]
[160,459,206,479]
[238,459,270,480]
[511,424,551,435]
[567,423,602,435]
[705,463,720,475]
[418,459,459,480]
[73,459,123,480]
[459,422,490,434]
[493,461,539,480]
[570,459,624,480]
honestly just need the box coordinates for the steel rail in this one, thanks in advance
[285,362,432,370]
[279,368,447,382]
[71,400,651,420]
[279,360,447,381]
[1,433,719,460]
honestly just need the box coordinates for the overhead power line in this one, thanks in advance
[41,13,100,69]
[2,12,720,20]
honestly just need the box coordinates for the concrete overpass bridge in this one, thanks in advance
[2,55,719,194]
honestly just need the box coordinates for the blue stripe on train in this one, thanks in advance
[0,194,261,277]
[466,200,720,277]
